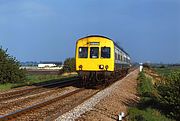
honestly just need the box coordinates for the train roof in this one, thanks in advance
[79,35,112,40]
[114,43,130,57]
[78,35,130,57]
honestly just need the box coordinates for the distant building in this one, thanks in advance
[38,61,63,69]
[20,61,63,69]
[38,63,56,68]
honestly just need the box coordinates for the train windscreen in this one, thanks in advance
[79,47,88,58]
[101,47,110,58]
[90,47,99,58]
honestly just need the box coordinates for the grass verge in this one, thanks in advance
[129,107,172,121]
[0,73,77,92]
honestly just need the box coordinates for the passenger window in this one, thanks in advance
[118,54,120,60]
[90,47,99,58]
[101,47,110,58]
[123,57,126,62]
[79,47,88,58]
[115,53,117,60]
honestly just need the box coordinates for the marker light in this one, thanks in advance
[105,65,109,70]
[79,65,83,70]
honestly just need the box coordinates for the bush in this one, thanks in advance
[62,57,75,72]
[155,71,180,120]
[143,63,151,69]
[0,47,26,83]
[160,65,165,68]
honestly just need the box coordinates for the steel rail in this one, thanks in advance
[0,77,79,101]
[0,88,85,120]
[46,89,101,121]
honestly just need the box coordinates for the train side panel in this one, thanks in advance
[114,45,131,72]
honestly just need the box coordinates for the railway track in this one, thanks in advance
[0,79,105,120]
[0,88,83,120]
[0,86,77,115]
[0,77,79,102]
[0,88,99,121]
[0,68,137,121]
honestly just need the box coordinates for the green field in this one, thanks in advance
[154,67,180,77]
[0,73,77,92]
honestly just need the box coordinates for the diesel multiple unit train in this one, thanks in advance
[75,35,131,84]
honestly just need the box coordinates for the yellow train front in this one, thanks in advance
[75,35,130,84]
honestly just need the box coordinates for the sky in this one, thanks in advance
[0,0,180,63]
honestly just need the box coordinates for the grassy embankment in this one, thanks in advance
[0,73,77,92]
[128,67,180,121]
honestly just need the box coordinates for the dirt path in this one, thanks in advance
[76,69,140,121]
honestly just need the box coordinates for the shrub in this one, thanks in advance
[155,71,180,120]
[160,65,165,68]
[0,47,26,83]
[143,63,151,69]
[62,57,75,72]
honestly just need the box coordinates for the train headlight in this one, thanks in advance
[99,65,104,69]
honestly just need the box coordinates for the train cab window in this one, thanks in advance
[79,47,88,58]
[90,47,99,58]
[101,47,110,58]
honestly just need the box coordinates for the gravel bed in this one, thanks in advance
[0,88,54,104]
[55,71,137,121]
[15,89,97,120]
[0,86,77,115]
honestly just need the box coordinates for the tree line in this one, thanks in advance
[0,47,26,83]
[0,47,76,84]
